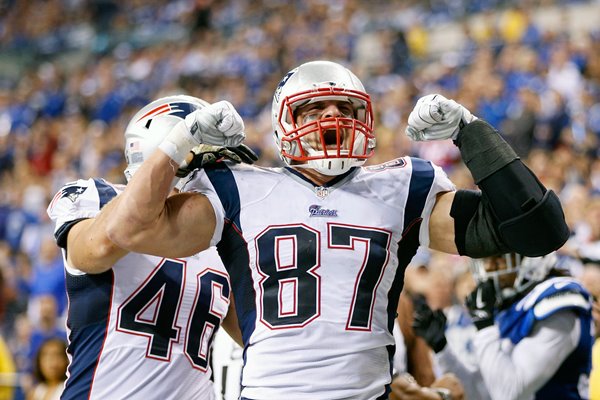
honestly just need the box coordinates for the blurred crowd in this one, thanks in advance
[0,0,599,398]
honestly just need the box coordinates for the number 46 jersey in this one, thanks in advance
[183,157,454,400]
[47,178,231,400]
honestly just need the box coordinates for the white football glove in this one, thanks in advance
[159,100,246,165]
[405,94,477,141]
[185,100,246,147]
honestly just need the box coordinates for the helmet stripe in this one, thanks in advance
[136,103,171,122]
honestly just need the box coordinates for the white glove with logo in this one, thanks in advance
[185,100,246,147]
[405,94,477,141]
[159,100,246,165]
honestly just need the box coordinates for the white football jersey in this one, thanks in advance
[47,178,231,400]
[183,157,454,399]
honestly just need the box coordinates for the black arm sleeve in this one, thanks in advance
[451,190,509,257]
[452,120,569,257]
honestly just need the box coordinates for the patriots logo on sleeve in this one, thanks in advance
[59,185,87,203]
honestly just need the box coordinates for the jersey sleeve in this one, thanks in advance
[47,178,120,249]
[179,170,225,246]
[412,158,455,248]
[474,311,580,400]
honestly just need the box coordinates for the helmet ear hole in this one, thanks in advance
[145,119,152,129]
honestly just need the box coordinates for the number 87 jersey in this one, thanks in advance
[183,157,454,400]
[48,178,230,400]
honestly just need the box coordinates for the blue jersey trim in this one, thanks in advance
[55,217,88,249]
[62,270,114,399]
[403,158,434,234]
[204,165,242,229]
[205,165,257,345]
[92,178,117,208]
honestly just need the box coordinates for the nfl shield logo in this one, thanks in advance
[315,186,329,199]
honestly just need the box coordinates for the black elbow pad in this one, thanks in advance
[451,189,569,258]
[455,119,570,257]
[497,189,569,257]
[476,160,570,256]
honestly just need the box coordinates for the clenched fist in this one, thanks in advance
[406,94,477,141]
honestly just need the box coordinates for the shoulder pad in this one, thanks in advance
[48,179,95,220]
[533,290,591,319]
[47,178,120,230]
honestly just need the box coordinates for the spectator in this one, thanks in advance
[26,338,68,400]
[27,295,66,370]
[0,332,16,400]
[10,314,33,400]
[28,239,66,317]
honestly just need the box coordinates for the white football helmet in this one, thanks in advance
[470,252,559,307]
[123,95,209,182]
[271,60,375,176]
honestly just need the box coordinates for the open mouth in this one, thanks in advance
[301,126,353,155]
[323,129,338,147]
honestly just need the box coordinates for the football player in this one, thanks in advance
[47,95,255,399]
[104,61,569,399]
[412,252,593,400]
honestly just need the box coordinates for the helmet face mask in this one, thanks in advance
[123,95,209,182]
[272,61,375,176]
[470,252,558,307]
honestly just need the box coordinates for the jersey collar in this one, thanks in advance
[284,166,358,188]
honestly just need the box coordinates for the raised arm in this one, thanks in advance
[106,101,246,258]
[108,159,216,258]
[406,94,569,258]
[51,165,212,271]
[65,198,129,273]
[53,155,218,271]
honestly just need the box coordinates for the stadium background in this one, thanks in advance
[0,0,599,398]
